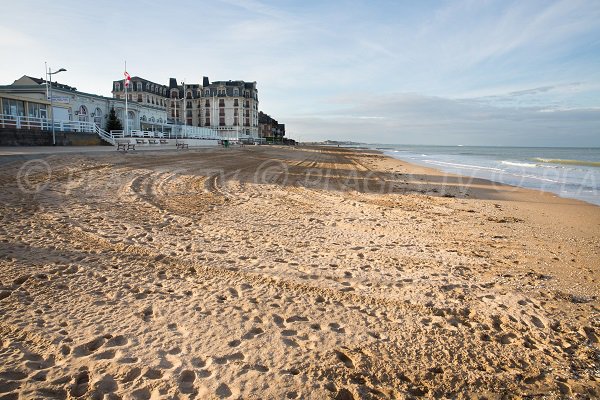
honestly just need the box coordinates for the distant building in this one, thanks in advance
[258,111,285,142]
[112,76,259,139]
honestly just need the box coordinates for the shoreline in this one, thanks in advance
[370,147,600,208]
[371,145,600,208]
[0,145,598,398]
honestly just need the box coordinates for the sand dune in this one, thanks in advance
[0,146,598,399]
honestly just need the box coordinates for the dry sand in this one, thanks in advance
[0,146,598,399]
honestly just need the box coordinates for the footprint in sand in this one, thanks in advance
[143,368,163,380]
[216,382,232,398]
[121,367,141,383]
[242,327,264,340]
[73,337,106,357]
[179,370,196,394]
[69,369,90,397]
[334,350,354,368]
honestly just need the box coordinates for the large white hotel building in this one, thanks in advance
[112,76,259,138]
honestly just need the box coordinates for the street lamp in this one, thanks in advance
[47,67,67,145]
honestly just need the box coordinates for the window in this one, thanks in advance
[205,89,209,96]
[27,103,47,118]
[205,100,210,107]
[146,83,150,90]
[186,91,192,99]
[186,101,192,109]
[115,83,121,91]
[234,99,239,107]
[78,105,88,122]
[93,108,102,126]
[233,88,239,96]
[138,94,143,102]
[219,99,225,107]
[137,82,142,91]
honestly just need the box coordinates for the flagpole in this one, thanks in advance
[124,61,128,137]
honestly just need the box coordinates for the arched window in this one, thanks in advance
[233,88,239,96]
[186,91,192,99]
[93,107,102,126]
[78,105,88,122]
[146,83,150,90]
[205,89,210,96]
[115,82,121,91]
[137,82,142,91]
[150,116,155,122]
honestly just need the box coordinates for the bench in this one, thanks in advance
[115,139,135,152]
[148,139,157,144]
[136,139,146,145]
[176,141,189,149]
[160,139,168,144]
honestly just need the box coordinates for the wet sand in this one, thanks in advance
[0,145,598,399]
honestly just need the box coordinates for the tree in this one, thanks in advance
[105,107,123,132]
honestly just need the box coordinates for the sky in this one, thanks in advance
[2,0,599,146]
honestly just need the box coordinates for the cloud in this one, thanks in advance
[285,92,600,146]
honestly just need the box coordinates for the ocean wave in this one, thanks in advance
[533,158,600,168]
[501,161,538,168]
[423,160,503,172]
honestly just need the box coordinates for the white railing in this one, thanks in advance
[0,114,100,133]
[0,113,260,146]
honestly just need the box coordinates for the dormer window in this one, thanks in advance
[205,89,210,96]
[115,83,121,91]
[137,82,142,91]
[233,89,239,96]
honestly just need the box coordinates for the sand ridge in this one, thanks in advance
[0,146,598,399]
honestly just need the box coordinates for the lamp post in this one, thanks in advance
[48,67,67,145]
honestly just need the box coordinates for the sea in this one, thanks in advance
[370,145,600,206]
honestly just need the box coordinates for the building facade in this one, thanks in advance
[1,76,167,132]
[1,73,267,141]
[112,76,260,138]
[258,111,285,142]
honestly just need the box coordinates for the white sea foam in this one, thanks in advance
[424,160,503,172]
[501,161,538,168]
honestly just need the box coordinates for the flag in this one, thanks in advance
[124,71,131,88]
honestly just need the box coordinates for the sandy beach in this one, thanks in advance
[0,145,598,399]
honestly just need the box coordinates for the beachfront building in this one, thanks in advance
[258,111,286,142]
[1,75,167,133]
[112,76,260,140]
[198,77,259,138]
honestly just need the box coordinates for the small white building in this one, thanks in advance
[0,76,168,132]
